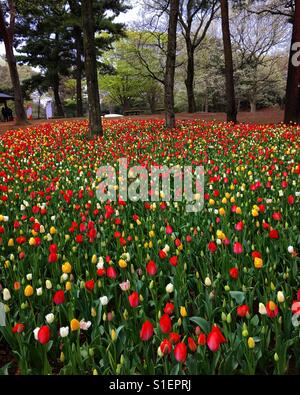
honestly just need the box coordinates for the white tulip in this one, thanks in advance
[26,273,32,281]
[259,303,267,315]
[3,288,11,301]
[45,280,52,289]
[36,287,43,296]
[100,296,108,306]
[59,326,69,338]
[288,246,294,254]
[45,313,54,324]
[33,327,40,340]
[166,283,174,293]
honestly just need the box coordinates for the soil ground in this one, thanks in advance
[0,108,284,136]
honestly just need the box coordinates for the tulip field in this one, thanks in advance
[0,119,299,375]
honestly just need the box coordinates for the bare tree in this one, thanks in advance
[231,8,288,112]
[143,0,219,113]
[0,0,27,124]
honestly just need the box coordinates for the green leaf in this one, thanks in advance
[170,363,180,375]
[189,317,210,333]
[250,315,259,326]
[229,291,245,304]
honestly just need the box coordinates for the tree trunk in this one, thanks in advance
[0,3,27,125]
[220,0,237,123]
[204,94,208,113]
[284,0,300,124]
[164,0,180,129]
[74,26,84,117]
[38,96,41,119]
[82,0,103,137]
[185,42,196,113]
[52,75,65,118]
[250,100,256,113]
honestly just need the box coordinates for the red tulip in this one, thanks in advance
[159,314,172,334]
[169,332,181,344]
[207,325,226,352]
[164,302,174,315]
[174,342,187,362]
[266,301,279,318]
[160,339,172,355]
[229,267,238,279]
[38,326,50,345]
[146,260,157,276]
[166,225,173,234]
[48,252,57,263]
[53,290,65,305]
[288,195,295,205]
[235,221,244,231]
[197,333,206,346]
[107,266,117,279]
[140,320,154,341]
[233,242,243,254]
[85,279,95,292]
[159,250,167,259]
[272,212,282,221]
[237,304,250,317]
[208,241,217,253]
[269,229,279,239]
[188,337,197,352]
[128,291,139,308]
[12,323,25,333]
[169,256,178,267]
[97,268,106,277]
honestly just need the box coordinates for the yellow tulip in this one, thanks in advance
[248,337,255,349]
[24,285,34,297]
[70,319,80,331]
[50,226,56,235]
[254,257,263,269]
[62,262,72,274]
[118,259,127,269]
[180,306,188,317]
[8,239,14,247]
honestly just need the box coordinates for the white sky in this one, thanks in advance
[0,1,141,57]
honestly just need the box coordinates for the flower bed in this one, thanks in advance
[0,119,299,375]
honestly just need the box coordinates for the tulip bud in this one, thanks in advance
[226,313,232,323]
[259,303,267,315]
[111,329,117,342]
[3,288,11,301]
[91,307,97,317]
[274,353,279,362]
[221,312,227,322]
[123,309,128,320]
[204,277,212,287]
[248,337,255,349]
[277,291,285,303]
